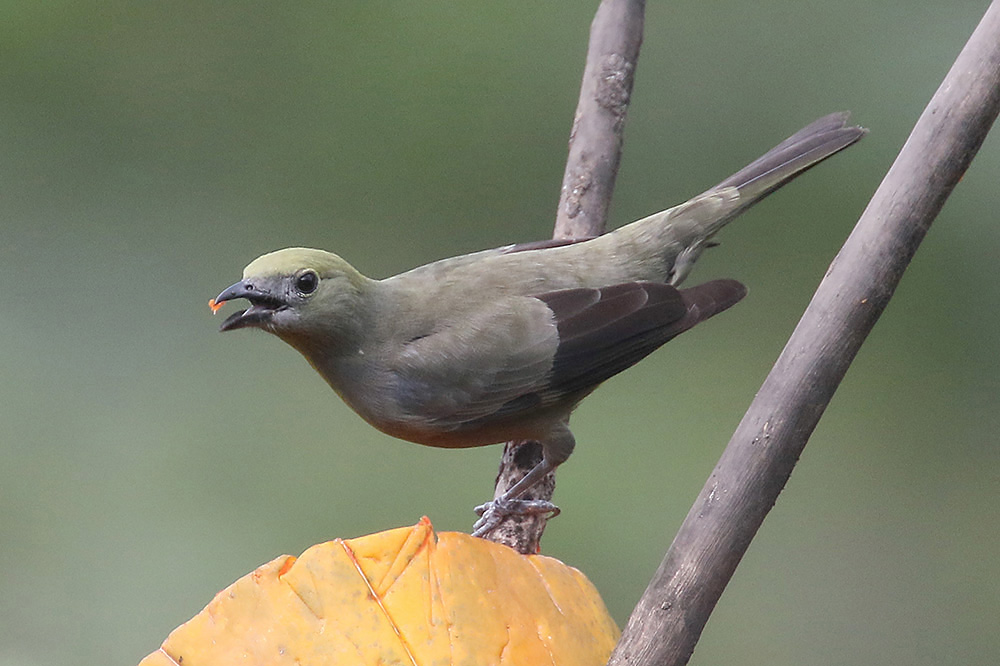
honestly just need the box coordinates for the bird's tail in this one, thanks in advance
[606,112,866,286]
[711,111,867,216]
[671,112,867,244]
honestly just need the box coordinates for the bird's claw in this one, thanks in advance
[471,498,560,538]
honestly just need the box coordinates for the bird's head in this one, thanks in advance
[212,248,371,344]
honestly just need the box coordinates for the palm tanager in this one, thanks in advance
[212,112,865,536]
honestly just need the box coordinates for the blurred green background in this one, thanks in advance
[2,1,998,664]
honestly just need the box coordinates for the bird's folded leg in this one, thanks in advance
[471,425,576,539]
[471,498,561,538]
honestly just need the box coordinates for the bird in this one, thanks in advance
[211,112,865,537]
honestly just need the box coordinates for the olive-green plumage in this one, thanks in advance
[214,113,864,535]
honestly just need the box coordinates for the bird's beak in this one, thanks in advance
[212,279,287,332]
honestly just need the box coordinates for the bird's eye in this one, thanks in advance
[295,270,319,295]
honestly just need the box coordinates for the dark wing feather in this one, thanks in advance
[538,279,747,398]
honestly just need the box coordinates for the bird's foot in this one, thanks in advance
[471,498,560,538]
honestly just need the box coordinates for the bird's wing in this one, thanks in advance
[387,296,562,430]
[539,279,746,398]
[387,279,746,432]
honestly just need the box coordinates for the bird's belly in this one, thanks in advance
[319,342,567,450]
[361,410,549,450]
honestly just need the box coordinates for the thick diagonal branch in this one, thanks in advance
[609,3,1000,664]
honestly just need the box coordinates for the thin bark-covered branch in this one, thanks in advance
[485,0,646,553]
[554,0,645,240]
[609,3,1000,664]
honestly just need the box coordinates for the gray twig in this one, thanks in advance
[485,0,646,553]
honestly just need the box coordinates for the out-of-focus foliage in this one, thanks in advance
[139,519,618,666]
[1,2,997,665]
